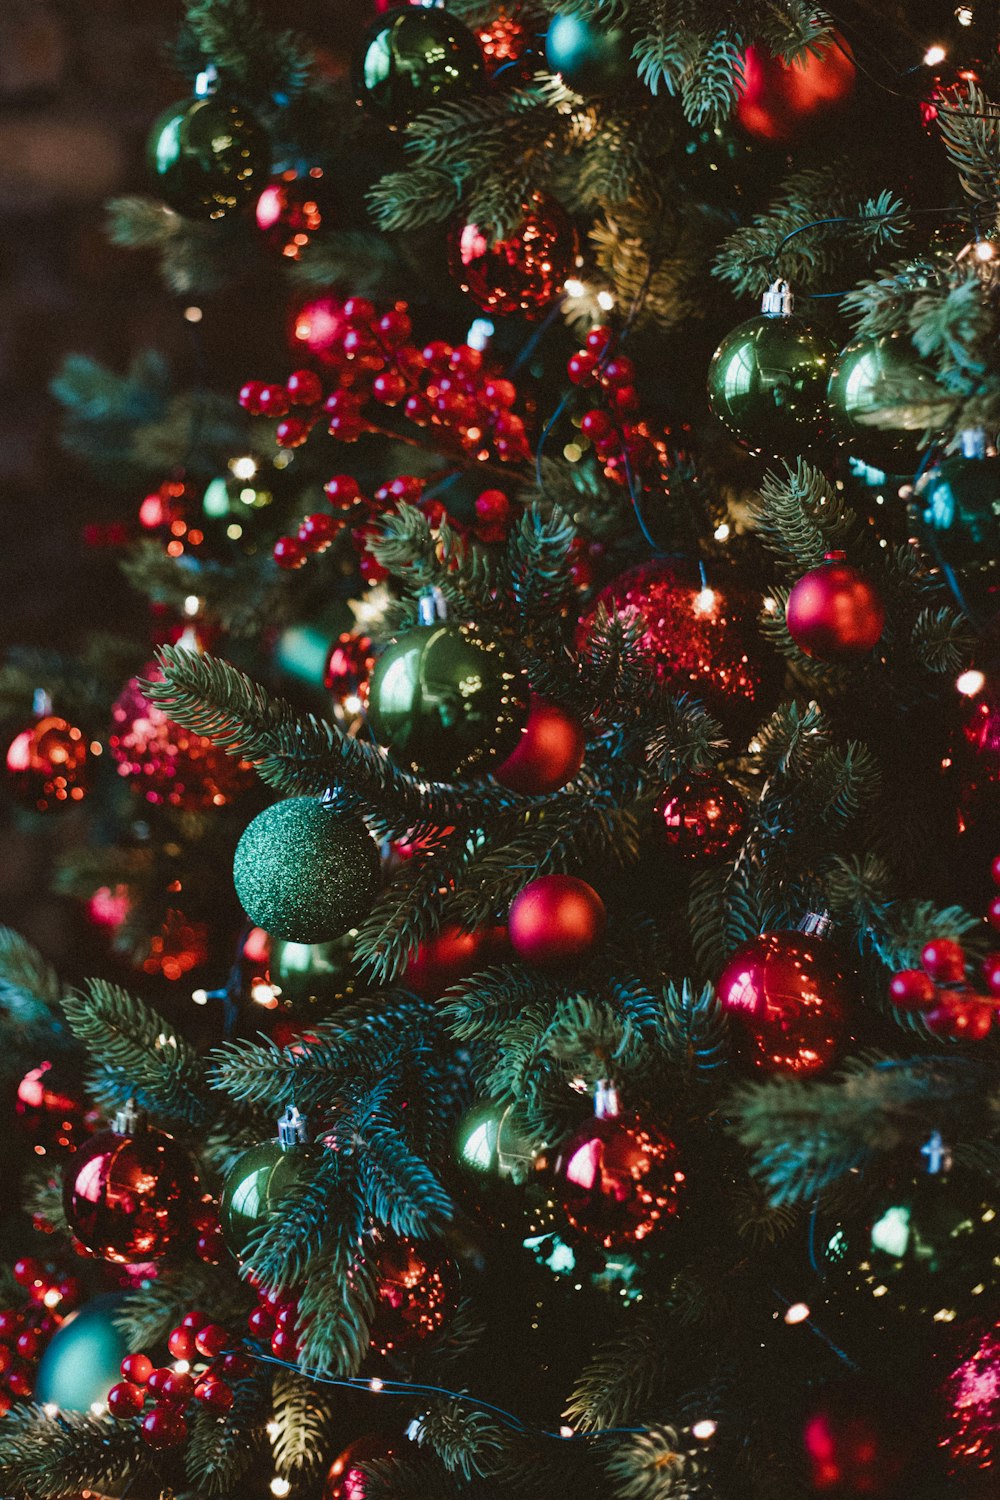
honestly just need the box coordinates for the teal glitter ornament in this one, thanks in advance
[913,433,1000,574]
[353,8,485,126]
[34,1294,129,1412]
[147,94,270,220]
[270,933,358,1010]
[544,14,632,95]
[707,280,835,455]
[827,331,935,472]
[220,1107,312,1260]
[233,797,380,943]
[367,595,529,780]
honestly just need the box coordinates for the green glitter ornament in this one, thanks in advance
[147,94,270,221]
[219,1107,312,1260]
[233,797,380,943]
[827,331,936,472]
[544,14,632,95]
[353,8,485,127]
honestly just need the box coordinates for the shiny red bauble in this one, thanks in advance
[403,923,509,999]
[552,1110,686,1249]
[62,1120,198,1263]
[448,192,576,318]
[255,169,328,259]
[717,929,850,1075]
[785,555,885,661]
[289,294,347,366]
[324,1437,397,1500]
[109,669,254,810]
[368,1236,459,1356]
[735,34,855,143]
[508,875,606,965]
[107,1380,144,1418]
[494,697,586,795]
[654,771,747,860]
[5,714,89,811]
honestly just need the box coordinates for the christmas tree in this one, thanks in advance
[1,0,1000,1496]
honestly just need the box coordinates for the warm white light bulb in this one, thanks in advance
[956,668,986,696]
[270,1479,291,1497]
[784,1302,810,1325]
[231,455,258,481]
[563,277,586,298]
[924,43,947,65]
[692,1419,718,1440]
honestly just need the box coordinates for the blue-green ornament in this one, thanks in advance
[544,14,632,95]
[913,436,1000,574]
[827,331,936,472]
[34,1294,129,1412]
[220,1107,312,1260]
[233,797,380,944]
[707,281,835,455]
[353,8,485,126]
[147,95,269,221]
[270,933,357,1010]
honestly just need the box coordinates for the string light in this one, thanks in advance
[183,306,203,323]
[596,290,615,310]
[183,595,201,617]
[955,5,973,22]
[270,1479,291,1497]
[784,1302,811,1325]
[692,1419,718,1440]
[957,669,986,696]
[923,43,947,65]
[230,456,258,481]
[563,277,586,298]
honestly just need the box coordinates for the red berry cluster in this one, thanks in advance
[888,855,1000,1039]
[136,478,204,558]
[0,1258,82,1415]
[246,1283,302,1363]
[570,326,684,490]
[107,1310,253,1448]
[191,1199,226,1264]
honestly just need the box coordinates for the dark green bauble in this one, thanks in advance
[34,1294,129,1412]
[823,1167,1000,1323]
[827,332,936,472]
[544,13,632,95]
[367,622,529,781]
[233,797,380,943]
[270,933,357,1009]
[352,8,485,126]
[913,454,1000,573]
[707,313,836,455]
[454,1100,536,1221]
[219,1136,310,1260]
[147,96,270,220]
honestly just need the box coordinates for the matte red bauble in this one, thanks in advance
[5,714,89,811]
[325,1437,397,1500]
[786,554,885,661]
[551,1086,686,1249]
[255,169,328,260]
[655,771,747,859]
[509,874,606,964]
[495,697,586,794]
[62,1108,198,1263]
[717,927,850,1075]
[109,668,253,810]
[586,560,776,728]
[368,1237,459,1355]
[403,923,509,999]
[941,1320,1000,1475]
[448,192,576,318]
[735,34,855,143]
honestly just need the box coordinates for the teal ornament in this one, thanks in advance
[270,933,358,1009]
[147,96,269,220]
[233,797,380,943]
[220,1108,312,1260]
[353,8,485,126]
[827,331,935,472]
[913,448,1000,573]
[544,14,632,95]
[34,1294,129,1412]
[368,619,529,780]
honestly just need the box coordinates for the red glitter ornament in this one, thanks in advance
[941,1320,1000,1475]
[109,668,253,810]
[5,711,89,812]
[368,1236,459,1355]
[509,874,606,965]
[654,771,748,860]
[255,169,328,259]
[448,192,576,318]
[324,632,375,716]
[325,1437,397,1500]
[494,697,586,795]
[551,1083,686,1250]
[717,921,850,1075]
[785,553,885,661]
[585,559,776,729]
[735,33,855,143]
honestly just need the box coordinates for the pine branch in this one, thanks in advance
[937,82,1000,205]
[185,1377,269,1496]
[269,1368,338,1480]
[295,1209,376,1376]
[0,1410,151,1500]
[563,1319,667,1432]
[114,1265,252,1351]
[182,0,315,100]
[659,980,733,1080]
[417,1402,506,1480]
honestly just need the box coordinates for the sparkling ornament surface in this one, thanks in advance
[509,874,606,965]
[552,1113,686,1249]
[544,13,632,94]
[325,1437,397,1500]
[369,1237,459,1354]
[448,193,575,318]
[914,453,1000,574]
[495,696,585,794]
[109,671,253,809]
[367,621,529,780]
[33,1294,129,1412]
[353,8,485,125]
[735,35,855,142]
[655,771,747,860]
[5,715,89,811]
[219,1137,310,1260]
[255,169,328,258]
[325,631,375,715]
[587,559,776,726]
[63,1123,198,1263]
[786,556,885,661]
[827,331,934,472]
[717,930,849,1074]
[941,1321,1000,1474]
[269,934,357,1009]
[232,797,380,943]
[147,96,269,220]
[707,313,835,454]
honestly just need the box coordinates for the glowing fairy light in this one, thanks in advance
[270,1479,291,1497]
[923,43,947,65]
[692,1419,718,1440]
[784,1302,810,1325]
[231,456,258,481]
[956,669,986,696]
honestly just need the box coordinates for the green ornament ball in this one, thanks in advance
[827,331,935,472]
[34,1294,129,1412]
[147,96,270,220]
[270,932,358,1009]
[367,621,529,781]
[220,1135,310,1260]
[352,8,485,126]
[707,312,836,455]
[913,452,1000,573]
[544,14,632,95]
[233,797,380,943]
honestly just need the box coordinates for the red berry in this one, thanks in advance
[270,1326,297,1358]
[888,970,937,1010]
[298,513,338,548]
[161,1370,195,1405]
[0,1393,10,1417]
[167,1327,196,1361]
[54,1276,81,1306]
[342,327,378,358]
[195,1375,234,1412]
[257,384,289,418]
[921,937,966,983]
[13,1258,43,1288]
[7,1367,33,1399]
[179,1310,209,1333]
[323,473,361,505]
[108,1381,144,1418]
[567,350,598,385]
[359,552,389,584]
[926,1000,990,1039]
[580,408,613,441]
[482,377,516,409]
[585,325,612,355]
[141,1407,188,1449]
[404,393,432,424]
[247,1305,275,1338]
[274,1302,298,1329]
[121,1353,153,1385]
[343,296,376,326]
[238,380,265,414]
[613,384,640,415]
[989,895,1000,932]
[328,411,363,441]
[0,1347,11,1377]
[0,1313,19,1340]
[273,536,307,570]
[449,344,483,375]
[220,1351,255,1379]
[275,416,311,449]
[195,1226,225,1263]
[388,474,424,501]
[984,954,1000,997]
[372,371,407,405]
[194,1324,231,1359]
[601,355,635,389]
[377,308,412,346]
[475,490,512,527]
[422,341,452,371]
[146,1367,174,1396]
[15,1330,39,1361]
[286,369,323,406]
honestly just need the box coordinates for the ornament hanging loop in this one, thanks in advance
[761,279,794,317]
[277,1105,310,1148]
[417,587,449,625]
[113,1098,145,1137]
[594,1079,621,1119]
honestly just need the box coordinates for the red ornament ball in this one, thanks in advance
[655,771,747,860]
[786,554,885,661]
[368,1236,459,1356]
[803,1392,906,1495]
[509,874,606,965]
[941,1320,1000,1475]
[552,1100,686,1250]
[448,192,576,318]
[494,697,586,795]
[717,928,850,1075]
[289,294,347,366]
[255,169,328,259]
[62,1115,198,1263]
[735,33,855,143]
[109,668,254,810]
[586,559,776,729]
[325,1437,397,1500]
[961,673,1000,769]
[403,923,509,999]
[5,714,89,811]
